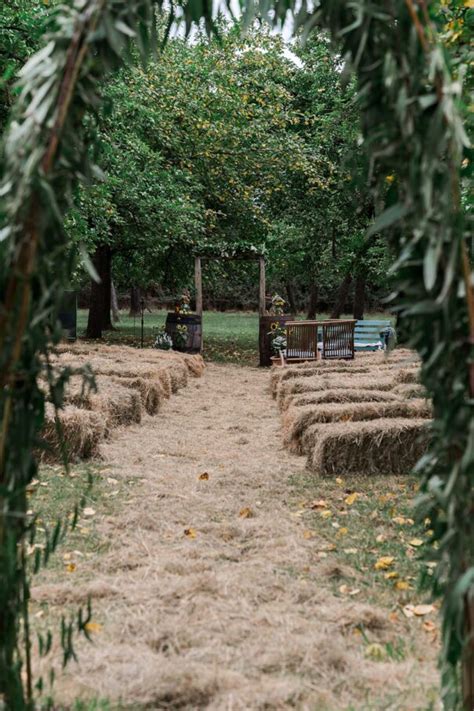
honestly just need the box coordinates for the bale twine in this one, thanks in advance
[305,418,430,477]
[285,399,432,455]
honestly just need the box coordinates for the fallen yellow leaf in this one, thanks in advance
[198,472,209,481]
[239,507,254,519]
[409,538,424,547]
[403,604,435,618]
[375,556,395,570]
[184,528,197,538]
[336,527,349,538]
[384,571,399,580]
[303,530,315,539]
[320,510,332,519]
[365,643,387,661]
[65,563,76,573]
[392,516,407,525]
[345,493,359,506]
[84,622,102,634]
[395,581,410,591]
[335,478,344,486]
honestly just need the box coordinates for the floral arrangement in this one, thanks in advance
[174,323,189,349]
[175,291,191,315]
[154,327,173,350]
[268,322,287,355]
[270,293,286,315]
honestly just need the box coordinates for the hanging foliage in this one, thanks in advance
[0,0,472,709]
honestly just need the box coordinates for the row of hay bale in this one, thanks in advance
[41,344,205,462]
[271,349,431,477]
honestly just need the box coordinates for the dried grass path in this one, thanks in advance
[49,364,437,710]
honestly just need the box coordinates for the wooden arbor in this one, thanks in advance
[194,253,270,364]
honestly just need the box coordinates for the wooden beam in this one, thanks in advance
[259,257,266,316]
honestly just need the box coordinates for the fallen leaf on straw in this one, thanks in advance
[395,581,410,591]
[403,604,435,618]
[184,528,197,538]
[198,472,209,481]
[345,493,359,506]
[375,556,395,570]
[239,507,254,519]
[85,622,102,634]
[365,643,386,661]
[408,538,424,547]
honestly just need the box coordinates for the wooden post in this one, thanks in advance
[194,256,203,352]
[195,256,203,317]
[259,257,266,316]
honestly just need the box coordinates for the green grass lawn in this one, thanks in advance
[77,309,393,366]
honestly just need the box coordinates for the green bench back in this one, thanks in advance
[355,320,391,349]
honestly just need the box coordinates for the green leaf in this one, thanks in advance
[366,203,409,239]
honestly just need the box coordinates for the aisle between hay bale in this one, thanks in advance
[32,363,439,709]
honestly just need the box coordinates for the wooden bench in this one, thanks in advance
[280,320,356,364]
[354,320,391,352]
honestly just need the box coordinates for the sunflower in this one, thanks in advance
[270,322,279,331]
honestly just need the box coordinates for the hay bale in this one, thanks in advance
[277,374,395,410]
[285,389,401,411]
[395,368,419,384]
[305,418,430,477]
[66,377,142,427]
[57,343,205,379]
[41,405,106,462]
[393,383,427,399]
[286,399,432,455]
[58,354,175,400]
[111,376,164,416]
[270,348,420,396]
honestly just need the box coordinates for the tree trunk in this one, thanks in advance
[111,281,120,323]
[353,274,366,320]
[285,281,297,315]
[330,273,352,319]
[129,286,141,317]
[85,245,112,338]
[307,284,318,320]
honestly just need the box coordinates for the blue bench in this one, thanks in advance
[354,320,391,352]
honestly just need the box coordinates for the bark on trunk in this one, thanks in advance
[330,273,352,319]
[86,245,112,338]
[111,281,120,323]
[129,286,141,317]
[353,274,366,320]
[307,284,319,320]
[285,282,297,315]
